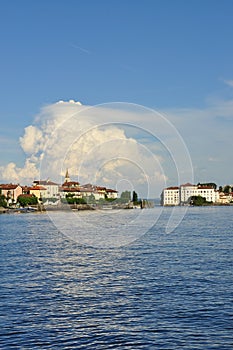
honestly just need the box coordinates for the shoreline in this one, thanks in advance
[0,203,142,214]
[1,202,233,215]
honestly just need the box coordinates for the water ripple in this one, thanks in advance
[0,208,233,349]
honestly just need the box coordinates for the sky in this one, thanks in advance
[1,0,233,197]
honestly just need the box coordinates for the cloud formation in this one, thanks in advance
[1,96,233,195]
[0,160,39,184]
[7,94,233,194]
[19,125,43,154]
[2,101,188,197]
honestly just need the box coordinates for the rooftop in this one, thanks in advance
[0,184,21,190]
[33,180,59,186]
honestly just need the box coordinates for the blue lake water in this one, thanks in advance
[0,207,233,349]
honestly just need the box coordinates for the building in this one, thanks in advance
[161,183,217,206]
[95,186,118,199]
[161,186,180,206]
[194,185,217,203]
[33,180,59,199]
[180,183,197,204]
[0,184,22,203]
[22,185,47,200]
[60,171,81,199]
[79,184,100,200]
[61,183,118,201]
[59,185,82,199]
[64,169,71,183]
[105,188,118,199]
[218,191,233,204]
[180,183,216,204]
[59,170,118,201]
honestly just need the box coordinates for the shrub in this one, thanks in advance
[18,195,38,207]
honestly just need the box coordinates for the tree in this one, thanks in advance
[63,197,86,204]
[0,195,7,208]
[120,191,131,203]
[17,195,38,207]
[190,195,212,206]
[223,185,231,194]
[219,186,223,192]
[132,190,138,204]
[87,194,96,204]
[66,193,75,198]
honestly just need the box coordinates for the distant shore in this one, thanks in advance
[1,201,233,215]
[0,202,147,214]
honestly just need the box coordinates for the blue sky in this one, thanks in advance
[1,0,233,192]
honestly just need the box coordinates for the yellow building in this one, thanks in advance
[23,185,47,199]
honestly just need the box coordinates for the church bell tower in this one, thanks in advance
[64,169,70,183]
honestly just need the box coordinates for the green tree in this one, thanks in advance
[190,195,212,206]
[18,195,38,207]
[223,185,231,194]
[0,194,7,208]
[87,194,96,204]
[63,197,86,204]
[219,186,223,192]
[120,191,131,203]
[66,193,75,198]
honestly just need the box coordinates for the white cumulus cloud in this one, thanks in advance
[0,160,39,184]
[20,125,43,154]
[0,100,194,196]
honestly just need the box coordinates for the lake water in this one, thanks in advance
[0,207,233,349]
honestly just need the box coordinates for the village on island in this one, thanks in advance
[0,169,150,213]
[1,169,233,213]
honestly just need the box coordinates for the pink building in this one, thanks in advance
[0,184,23,202]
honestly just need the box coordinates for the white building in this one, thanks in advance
[33,180,60,199]
[218,191,233,204]
[161,187,180,206]
[195,186,216,203]
[180,183,197,203]
[106,188,118,199]
[161,183,217,206]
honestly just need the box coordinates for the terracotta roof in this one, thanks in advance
[79,188,94,192]
[23,185,47,191]
[18,194,34,198]
[33,185,47,190]
[0,184,20,190]
[165,186,179,190]
[106,188,118,193]
[197,186,214,189]
[96,186,106,190]
[62,181,80,187]
[60,187,81,192]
